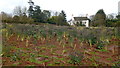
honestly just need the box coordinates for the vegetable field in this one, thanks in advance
[1,23,120,66]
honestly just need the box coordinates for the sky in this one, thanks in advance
[0,0,120,20]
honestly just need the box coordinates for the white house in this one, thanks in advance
[68,17,90,27]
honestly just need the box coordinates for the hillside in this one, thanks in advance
[1,23,120,66]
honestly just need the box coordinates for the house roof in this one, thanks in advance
[74,17,89,21]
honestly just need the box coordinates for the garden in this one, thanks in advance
[1,23,120,66]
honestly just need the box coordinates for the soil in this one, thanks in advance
[1,24,120,66]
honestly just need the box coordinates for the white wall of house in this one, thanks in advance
[74,20,89,27]
[85,20,89,27]
[68,17,90,27]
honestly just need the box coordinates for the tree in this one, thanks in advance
[47,16,58,24]
[60,10,67,22]
[28,6,34,18]
[13,6,27,16]
[89,15,95,21]
[47,10,69,26]
[12,6,34,24]
[92,9,106,27]
[57,10,68,26]
[42,10,51,22]
[12,15,20,23]
[116,15,120,20]
[107,14,114,20]
[28,0,44,23]
[13,6,22,16]
[1,12,12,23]
[32,5,43,22]
[27,1,68,25]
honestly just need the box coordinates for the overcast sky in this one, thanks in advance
[0,0,120,20]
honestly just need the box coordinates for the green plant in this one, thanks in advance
[107,58,112,61]
[69,52,83,65]
[11,52,21,61]
[12,62,21,66]
[2,45,13,57]
[47,63,54,66]
[96,41,104,49]
[89,57,95,62]
[113,61,120,68]
[29,58,43,64]
[90,51,98,55]
[62,50,66,55]
[88,36,97,45]
[97,49,109,52]
[92,62,99,66]
[30,53,35,57]
[55,62,61,64]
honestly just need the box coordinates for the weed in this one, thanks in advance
[97,49,109,52]
[96,41,104,49]
[114,60,120,67]
[69,52,83,65]
[90,51,98,55]
[11,52,21,61]
[37,55,49,59]
[89,57,95,62]
[2,23,119,66]
[43,59,50,63]
[55,62,61,64]
[107,58,112,61]
[47,63,54,66]
[30,53,35,57]
[29,58,43,64]
[92,62,99,66]
[88,36,97,45]
[62,50,67,55]
[12,62,21,66]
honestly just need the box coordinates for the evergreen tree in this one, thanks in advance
[57,10,68,25]
[42,10,51,22]
[32,5,43,22]
[93,9,106,27]
[116,15,120,20]
[27,1,68,25]
[28,0,45,23]
[28,6,34,18]
[47,10,69,26]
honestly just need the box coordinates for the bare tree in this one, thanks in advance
[107,14,114,20]
[89,15,95,21]
[13,6,27,16]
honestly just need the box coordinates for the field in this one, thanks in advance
[1,23,120,66]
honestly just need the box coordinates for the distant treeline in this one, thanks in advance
[90,9,120,27]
